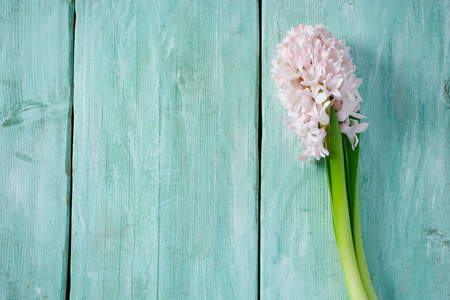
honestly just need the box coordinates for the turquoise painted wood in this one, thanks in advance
[70,0,259,299]
[0,0,74,299]
[261,0,450,299]
[2,0,450,299]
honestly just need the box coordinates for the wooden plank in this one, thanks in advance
[261,0,450,299]
[70,1,259,299]
[0,1,74,299]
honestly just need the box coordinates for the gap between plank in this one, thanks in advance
[257,0,263,299]
[65,1,76,299]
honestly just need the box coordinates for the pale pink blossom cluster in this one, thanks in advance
[271,24,368,162]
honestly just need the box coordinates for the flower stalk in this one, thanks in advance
[326,109,377,300]
[343,132,378,299]
[325,109,368,300]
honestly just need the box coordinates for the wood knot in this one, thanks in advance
[443,79,450,108]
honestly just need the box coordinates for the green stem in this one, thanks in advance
[343,137,378,300]
[352,174,378,300]
[326,109,368,300]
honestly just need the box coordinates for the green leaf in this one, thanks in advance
[343,133,378,300]
[343,133,359,236]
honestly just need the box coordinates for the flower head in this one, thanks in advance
[271,24,368,162]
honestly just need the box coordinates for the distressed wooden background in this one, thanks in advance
[0,0,449,299]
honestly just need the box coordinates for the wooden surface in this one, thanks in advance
[261,0,450,299]
[1,0,450,299]
[70,0,259,299]
[0,0,74,299]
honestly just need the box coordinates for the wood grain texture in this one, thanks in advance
[0,0,74,299]
[70,1,259,299]
[261,0,450,299]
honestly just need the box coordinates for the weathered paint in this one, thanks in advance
[261,0,450,299]
[2,0,450,299]
[70,1,259,299]
[0,0,74,299]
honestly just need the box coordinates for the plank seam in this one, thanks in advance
[257,0,263,299]
[65,1,76,299]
